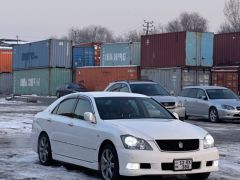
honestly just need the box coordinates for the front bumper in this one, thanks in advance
[168,107,186,119]
[117,141,219,176]
[218,109,240,120]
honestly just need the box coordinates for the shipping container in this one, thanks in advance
[212,66,240,94]
[75,66,140,91]
[73,42,101,68]
[13,39,72,70]
[141,32,214,68]
[101,42,140,66]
[0,73,13,94]
[214,32,240,66]
[0,47,12,73]
[13,68,72,96]
[141,67,211,95]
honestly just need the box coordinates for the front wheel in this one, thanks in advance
[209,107,220,123]
[38,133,53,166]
[99,144,120,180]
[186,172,210,180]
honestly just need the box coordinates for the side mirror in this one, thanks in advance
[172,112,179,119]
[201,96,208,101]
[84,112,96,124]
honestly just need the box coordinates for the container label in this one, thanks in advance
[103,53,127,62]
[20,78,40,87]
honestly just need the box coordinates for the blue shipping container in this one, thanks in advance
[13,39,72,70]
[101,42,140,66]
[73,46,94,68]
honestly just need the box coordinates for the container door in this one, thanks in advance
[186,32,198,66]
[130,42,141,66]
[182,69,197,88]
[197,70,210,86]
[200,33,213,67]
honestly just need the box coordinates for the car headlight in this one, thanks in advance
[203,134,214,149]
[121,135,153,150]
[221,105,235,110]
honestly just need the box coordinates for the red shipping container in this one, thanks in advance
[0,47,12,73]
[212,66,240,94]
[214,32,240,66]
[75,66,140,91]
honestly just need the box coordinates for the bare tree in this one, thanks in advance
[219,0,240,33]
[68,25,114,44]
[166,12,208,32]
[123,30,143,42]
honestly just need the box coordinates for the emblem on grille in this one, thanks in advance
[178,141,183,149]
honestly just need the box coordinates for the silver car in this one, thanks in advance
[105,80,186,119]
[178,86,240,122]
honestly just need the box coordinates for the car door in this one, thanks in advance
[194,88,209,117]
[49,98,78,157]
[70,97,100,163]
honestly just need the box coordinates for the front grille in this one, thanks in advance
[161,102,175,107]
[155,139,199,151]
[236,106,240,111]
[162,162,201,171]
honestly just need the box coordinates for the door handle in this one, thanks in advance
[68,122,74,127]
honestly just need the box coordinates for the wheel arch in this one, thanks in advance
[98,139,117,162]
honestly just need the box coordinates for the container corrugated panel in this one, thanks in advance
[214,32,240,66]
[13,68,72,96]
[75,66,140,91]
[141,67,211,95]
[0,48,12,73]
[73,46,94,68]
[212,66,239,94]
[101,42,140,66]
[141,32,213,68]
[13,39,72,70]
[0,73,13,94]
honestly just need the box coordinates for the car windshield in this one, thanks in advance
[95,97,174,120]
[130,84,170,96]
[206,89,239,99]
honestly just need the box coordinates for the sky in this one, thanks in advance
[0,0,226,42]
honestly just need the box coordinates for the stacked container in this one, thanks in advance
[13,39,72,96]
[141,31,214,95]
[213,33,240,94]
[0,47,13,94]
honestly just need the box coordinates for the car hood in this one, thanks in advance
[151,95,177,103]
[209,99,240,107]
[106,119,207,140]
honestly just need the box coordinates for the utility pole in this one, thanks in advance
[143,20,154,35]
[16,35,19,44]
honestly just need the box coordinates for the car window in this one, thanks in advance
[196,89,207,99]
[179,89,190,97]
[95,97,174,120]
[130,83,170,96]
[74,98,93,120]
[206,89,239,99]
[106,83,121,92]
[55,98,77,117]
[119,84,130,92]
[187,88,198,98]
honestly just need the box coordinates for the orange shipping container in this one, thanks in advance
[75,66,140,91]
[0,47,12,73]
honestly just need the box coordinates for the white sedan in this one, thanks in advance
[32,92,219,180]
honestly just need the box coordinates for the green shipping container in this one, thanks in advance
[13,68,72,96]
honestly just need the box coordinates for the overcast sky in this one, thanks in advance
[0,0,226,41]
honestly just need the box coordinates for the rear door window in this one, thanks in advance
[74,98,94,120]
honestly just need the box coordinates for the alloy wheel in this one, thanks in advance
[100,148,115,180]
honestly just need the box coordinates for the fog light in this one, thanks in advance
[126,163,140,170]
[213,160,219,167]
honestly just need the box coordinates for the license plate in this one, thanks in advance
[174,159,192,171]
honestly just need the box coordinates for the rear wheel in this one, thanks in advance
[38,133,53,165]
[186,172,210,180]
[99,144,120,180]
[209,107,220,123]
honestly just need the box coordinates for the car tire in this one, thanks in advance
[186,172,210,180]
[209,107,220,123]
[99,144,120,180]
[38,133,53,166]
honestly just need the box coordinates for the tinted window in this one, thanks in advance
[187,88,198,98]
[179,89,190,97]
[74,98,93,120]
[196,89,207,99]
[206,89,239,99]
[119,84,129,92]
[130,84,170,96]
[107,83,121,92]
[56,98,77,117]
[95,97,174,120]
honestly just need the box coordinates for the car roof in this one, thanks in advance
[111,80,157,85]
[65,91,149,98]
[183,86,228,90]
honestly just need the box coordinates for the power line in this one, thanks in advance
[143,20,154,35]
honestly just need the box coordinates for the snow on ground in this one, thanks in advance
[0,100,240,179]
